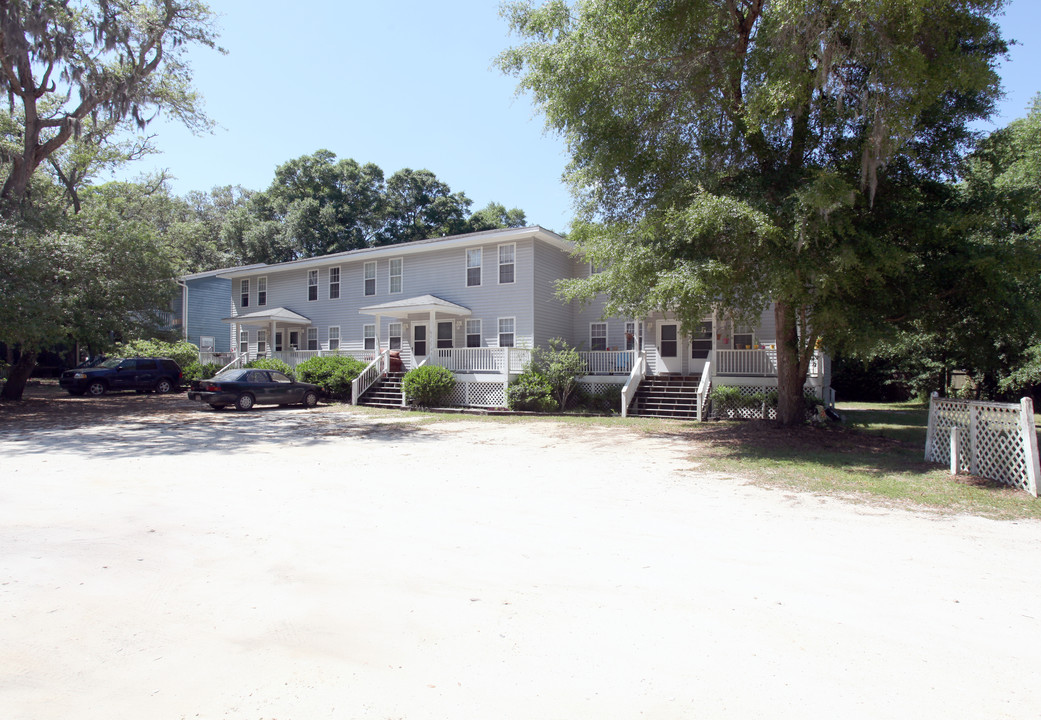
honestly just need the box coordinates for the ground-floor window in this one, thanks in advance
[200,335,215,352]
[257,329,267,355]
[275,332,283,352]
[389,323,402,350]
[239,330,248,354]
[328,326,340,351]
[413,325,427,356]
[498,317,515,348]
[590,322,607,351]
[437,321,453,349]
[307,327,318,350]
[692,321,712,359]
[363,324,376,351]
[466,319,481,348]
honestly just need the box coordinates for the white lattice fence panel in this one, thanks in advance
[713,385,774,420]
[926,396,1039,496]
[466,382,506,408]
[444,384,468,407]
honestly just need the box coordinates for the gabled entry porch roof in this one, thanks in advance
[359,294,471,319]
[221,307,312,326]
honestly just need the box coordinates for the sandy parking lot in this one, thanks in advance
[1,394,1040,719]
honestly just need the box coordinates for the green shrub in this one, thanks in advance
[531,338,586,410]
[507,367,558,412]
[245,357,294,378]
[182,361,223,382]
[295,355,369,400]
[583,383,622,414]
[116,338,199,369]
[401,365,455,407]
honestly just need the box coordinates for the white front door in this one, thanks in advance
[412,323,428,361]
[658,322,683,374]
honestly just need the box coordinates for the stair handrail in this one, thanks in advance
[352,349,389,406]
[620,350,647,418]
[216,352,246,375]
[696,362,712,421]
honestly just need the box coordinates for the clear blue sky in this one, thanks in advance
[119,0,1041,234]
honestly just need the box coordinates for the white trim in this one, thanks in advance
[307,269,319,302]
[329,266,340,300]
[389,257,403,294]
[363,261,376,297]
[466,247,482,288]
[497,242,515,285]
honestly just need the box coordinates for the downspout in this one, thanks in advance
[176,279,189,341]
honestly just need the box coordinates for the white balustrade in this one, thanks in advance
[578,349,635,375]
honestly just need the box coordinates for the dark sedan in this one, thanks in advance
[187,368,320,411]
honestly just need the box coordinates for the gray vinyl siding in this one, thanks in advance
[531,241,574,347]
[185,276,234,352]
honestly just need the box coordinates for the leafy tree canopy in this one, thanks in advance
[500,0,1010,423]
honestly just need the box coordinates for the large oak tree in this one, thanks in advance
[500,0,1008,423]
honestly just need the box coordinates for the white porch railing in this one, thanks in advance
[352,350,389,406]
[579,349,636,376]
[696,362,712,421]
[430,347,531,374]
[620,351,647,418]
[715,349,823,377]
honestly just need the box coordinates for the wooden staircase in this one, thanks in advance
[357,371,406,409]
[627,374,702,420]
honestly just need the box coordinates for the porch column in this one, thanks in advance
[374,314,382,355]
[429,310,436,363]
[268,319,276,358]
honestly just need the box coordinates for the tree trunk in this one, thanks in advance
[774,301,809,425]
[1,350,38,401]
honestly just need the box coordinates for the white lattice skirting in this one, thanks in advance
[925,395,1040,497]
[445,381,507,409]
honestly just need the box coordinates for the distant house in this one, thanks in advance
[208,226,830,417]
[173,265,265,359]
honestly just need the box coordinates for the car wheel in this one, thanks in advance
[235,393,255,411]
[209,403,226,410]
[302,390,319,408]
[155,378,174,394]
[87,381,106,397]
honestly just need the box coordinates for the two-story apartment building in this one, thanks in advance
[212,225,830,416]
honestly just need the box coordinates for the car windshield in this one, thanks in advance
[212,369,248,381]
[99,358,125,368]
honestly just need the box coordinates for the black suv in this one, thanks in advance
[60,357,183,397]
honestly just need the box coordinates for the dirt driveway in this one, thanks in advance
[2,388,1040,719]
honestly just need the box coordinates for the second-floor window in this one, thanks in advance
[257,277,267,306]
[591,322,607,351]
[364,261,376,296]
[466,248,482,287]
[389,257,403,294]
[307,270,319,301]
[240,279,249,308]
[329,267,340,299]
[498,243,515,284]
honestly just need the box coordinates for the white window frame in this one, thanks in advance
[625,321,636,351]
[364,261,376,296]
[329,266,340,300]
[436,320,454,350]
[307,269,319,302]
[389,322,402,351]
[306,327,318,350]
[275,331,283,352]
[590,322,608,352]
[200,335,215,352]
[257,276,267,307]
[239,330,249,354]
[466,248,482,287]
[389,257,403,294]
[257,329,268,355]
[497,317,515,348]
[328,325,340,351]
[363,324,376,351]
[465,319,481,348]
[498,243,515,284]
[240,279,249,308]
